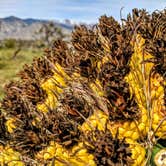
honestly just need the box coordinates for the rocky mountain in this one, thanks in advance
[0,16,73,40]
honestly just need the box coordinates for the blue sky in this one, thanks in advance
[0,0,165,23]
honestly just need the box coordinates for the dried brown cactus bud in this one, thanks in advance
[40,108,81,148]
[83,129,133,166]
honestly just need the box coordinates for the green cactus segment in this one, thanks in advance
[151,144,165,166]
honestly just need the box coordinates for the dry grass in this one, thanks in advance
[0,48,43,100]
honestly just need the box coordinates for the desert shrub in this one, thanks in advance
[3,38,17,48]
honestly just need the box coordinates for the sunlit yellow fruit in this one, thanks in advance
[150,74,166,138]
[37,63,68,113]
[90,79,104,97]
[0,146,24,166]
[5,118,16,133]
[128,140,146,166]
[81,110,108,132]
[36,142,95,166]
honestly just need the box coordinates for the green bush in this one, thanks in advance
[3,39,16,48]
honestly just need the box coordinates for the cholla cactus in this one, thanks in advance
[0,8,165,166]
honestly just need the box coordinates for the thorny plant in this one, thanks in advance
[0,8,165,166]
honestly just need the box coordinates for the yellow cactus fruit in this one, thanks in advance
[129,141,146,166]
[37,62,69,112]
[150,74,166,138]
[81,110,108,132]
[0,146,24,166]
[36,141,95,166]
[5,118,16,133]
[89,79,105,97]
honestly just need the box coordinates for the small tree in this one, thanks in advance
[37,22,65,46]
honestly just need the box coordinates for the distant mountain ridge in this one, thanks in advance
[0,16,74,40]
[2,16,46,24]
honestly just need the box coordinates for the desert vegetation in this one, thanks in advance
[0,8,165,166]
[0,21,67,100]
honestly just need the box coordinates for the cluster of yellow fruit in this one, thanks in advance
[0,8,165,166]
